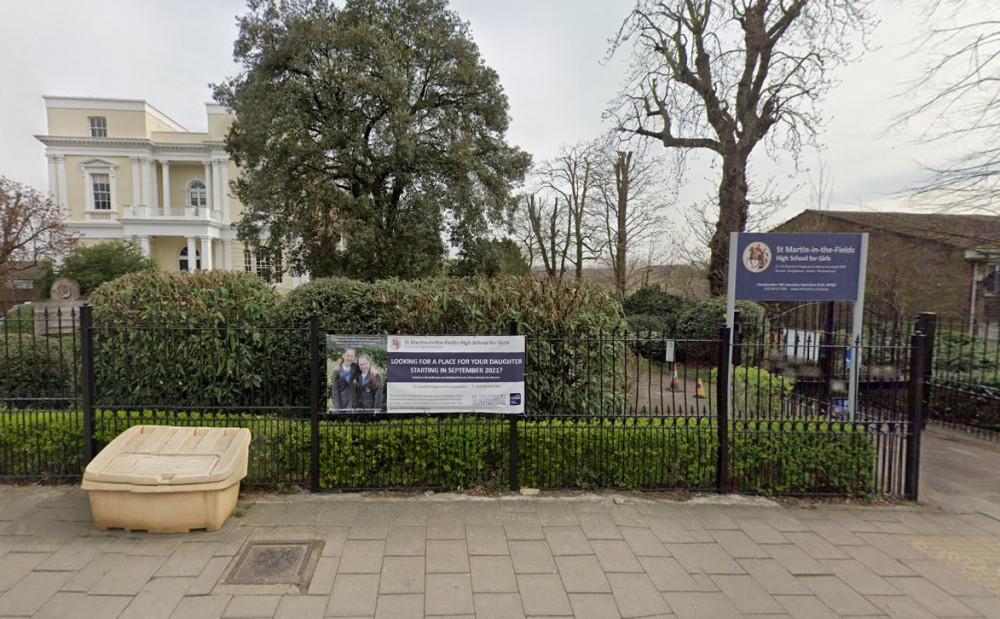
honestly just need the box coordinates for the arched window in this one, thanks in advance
[187,180,207,214]
[178,246,202,272]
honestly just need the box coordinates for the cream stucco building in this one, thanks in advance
[35,96,304,288]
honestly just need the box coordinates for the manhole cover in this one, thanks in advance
[225,540,325,589]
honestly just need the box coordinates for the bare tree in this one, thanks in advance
[610,0,875,295]
[537,143,603,280]
[521,194,572,280]
[0,177,77,281]
[591,138,671,299]
[896,1,1000,212]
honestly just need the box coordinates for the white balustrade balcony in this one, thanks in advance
[115,204,221,222]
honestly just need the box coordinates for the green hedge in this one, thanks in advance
[277,276,629,415]
[87,271,286,408]
[709,366,795,417]
[729,419,875,495]
[0,335,77,407]
[0,411,84,476]
[1,411,876,495]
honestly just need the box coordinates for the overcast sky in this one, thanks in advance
[0,0,975,233]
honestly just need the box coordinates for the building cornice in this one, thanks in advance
[43,96,186,131]
[36,135,153,148]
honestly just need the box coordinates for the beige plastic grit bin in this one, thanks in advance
[81,425,252,533]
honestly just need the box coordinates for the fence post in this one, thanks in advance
[509,318,520,492]
[716,326,731,494]
[310,314,321,493]
[916,312,936,425]
[80,304,95,466]
[905,331,927,501]
[732,309,743,366]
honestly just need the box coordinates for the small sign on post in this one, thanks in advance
[664,339,675,363]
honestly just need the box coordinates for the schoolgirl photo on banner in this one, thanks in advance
[326,334,526,414]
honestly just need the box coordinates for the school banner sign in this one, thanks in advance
[731,233,867,302]
[386,335,526,414]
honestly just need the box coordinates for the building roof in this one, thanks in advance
[776,210,1000,252]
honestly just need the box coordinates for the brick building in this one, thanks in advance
[772,210,1000,328]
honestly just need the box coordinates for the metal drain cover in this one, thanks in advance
[225,540,324,588]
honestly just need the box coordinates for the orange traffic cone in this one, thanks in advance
[670,369,681,391]
[694,378,706,399]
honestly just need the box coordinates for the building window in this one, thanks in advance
[986,264,1000,295]
[92,173,112,210]
[246,248,283,283]
[179,246,202,271]
[272,253,283,284]
[89,116,107,137]
[256,252,271,280]
[187,180,207,214]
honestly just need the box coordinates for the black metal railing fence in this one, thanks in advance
[1,305,928,497]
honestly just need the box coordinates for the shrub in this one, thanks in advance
[44,239,158,297]
[622,286,691,362]
[1,410,877,495]
[278,276,628,415]
[709,365,795,416]
[0,335,76,408]
[0,410,84,476]
[933,328,1000,379]
[623,284,689,318]
[729,420,875,495]
[0,303,37,335]
[676,297,766,364]
[87,271,283,408]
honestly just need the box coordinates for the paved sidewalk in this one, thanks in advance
[3,485,1000,618]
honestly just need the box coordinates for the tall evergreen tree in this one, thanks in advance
[214,0,531,280]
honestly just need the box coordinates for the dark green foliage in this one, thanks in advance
[87,271,282,408]
[214,0,531,280]
[933,329,1000,379]
[0,303,35,335]
[0,411,83,476]
[623,284,689,318]
[729,420,875,496]
[447,238,530,278]
[1,411,877,495]
[708,366,795,416]
[675,297,766,364]
[622,285,692,361]
[43,239,157,297]
[278,275,628,415]
[518,417,718,489]
[0,335,75,407]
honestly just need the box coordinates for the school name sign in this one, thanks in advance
[386,335,526,414]
[731,232,867,302]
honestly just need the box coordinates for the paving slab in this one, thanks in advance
[1,480,1000,619]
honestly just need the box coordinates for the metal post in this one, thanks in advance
[509,318,520,491]
[848,234,870,421]
[732,309,743,366]
[820,301,836,410]
[916,312,936,426]
[80,304,95,465]
[716,326,731,494]
[905,331,926,501]
[310,314,321,492]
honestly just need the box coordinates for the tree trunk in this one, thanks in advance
[615,151,631,300]
[708,151,750,296]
